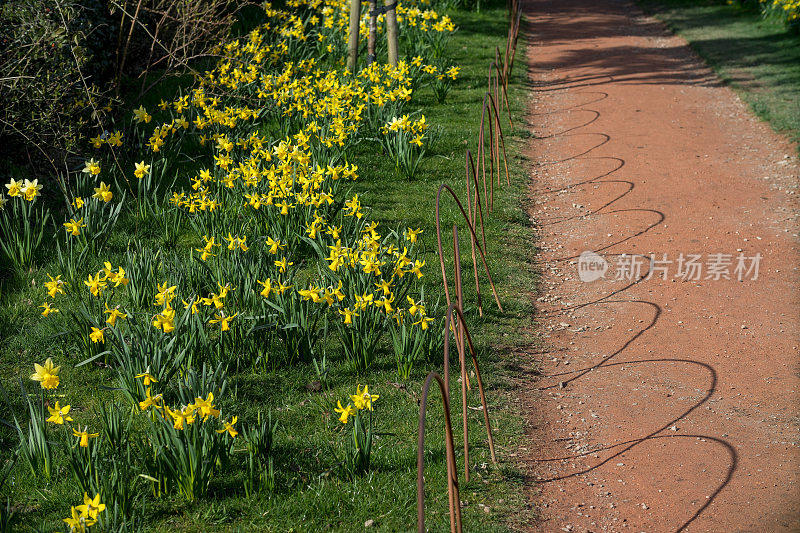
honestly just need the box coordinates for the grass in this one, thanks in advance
[0,3,538,531]
[637,0,800,153]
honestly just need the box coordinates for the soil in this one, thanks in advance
[518,0,800,531]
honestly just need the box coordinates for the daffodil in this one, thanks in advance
[375,295,395,314]
[334,400,355,424]
[84,272,107,297]
[209,312,238,331]
[413,315,435,330]
[276,279,292,294]
[375,278,393,297]
[76,492,106,520]
[154,282,177,306]
[139,387,163,411]
[224,233,248,251]
[104,304,127,326]
[165,405,195,430]
[266,236,284,254]
[30,358,59,389]
[89,327,105,344]
[274,257,293,273]
[153,306,176,333]
[191,393,220,420]
[93,182,112,202]
[134,161,150,179]
[21,179,42,201]
[5,178,22,197]
[216,416,238,438]
[107,130,123,147]
[83,158,101,176]
[133,105,152,124]
[405,227,422,243]
[63,218,86,237]
[410,259,425,278]
[338,307,358,324]
[40,302,59,316]
[350,384,379,411]
[44,274,66,298]
[257,278,273,298]
[107,266,129,287]
[45,401,73,424]
[133,370,157,388]
[72,427,99,447]
[63,505,96,531]
[183,298,201,314]
[407,296,422,316]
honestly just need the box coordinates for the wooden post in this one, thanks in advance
[347,0,361,72]
[384,0,399,66]
[367,0,377,65]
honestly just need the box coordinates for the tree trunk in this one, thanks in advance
[385,0,399,66]
[347,0,361,72]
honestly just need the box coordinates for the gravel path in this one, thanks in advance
[520,0,800,530]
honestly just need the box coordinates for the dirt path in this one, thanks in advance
[519,0,800,531]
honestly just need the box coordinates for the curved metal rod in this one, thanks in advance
[478,93,495,210]
[490,53,513,129]
[435,183,503,314]
[508,10,522,77]
[485,92,511,190]
[441,302,498,475]
[502,1,522,85]
[478,93,510,211]
[452,225,470,481]
[465,151,487,315]
[466,150,487,253]
[417,371,462,533]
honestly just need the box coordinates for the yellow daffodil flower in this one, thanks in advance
[63,218,86,237]
[133,105,152,124]
[63,505,96,531]
[153,306,176,333]
[40,302,58,316]
[350,384,379,411]
[76,493,106,520]
[21,179,42,201]
[139,387,163,411]
[210,312,238,331]
[5,178,22,197]
[30,357,59,389]
[338,307,357,325]
[44,274,65,298]
[82,158,101,175]
[334,400,355,424]
[93,182,112,203]
[46,401,73,424]
[134,161,150,179]
[72,427,100,447]
[89,327,105,344]
[104,304,127,327]
[135,371,158,386]
[216,416,238,438]
[191,393,220,420]
[84,272,107,297]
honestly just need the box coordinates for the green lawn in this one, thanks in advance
[0,3,537,531]
[638,0,800,152]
